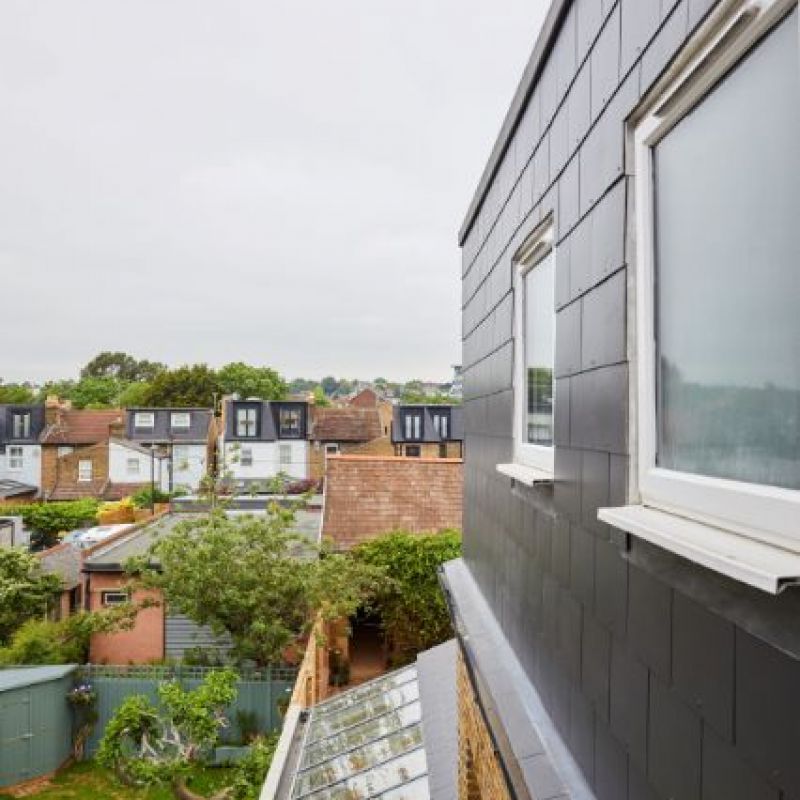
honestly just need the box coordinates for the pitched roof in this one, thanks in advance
[0,479,38,498]
[311,407,383,442]
[40,409,124,445]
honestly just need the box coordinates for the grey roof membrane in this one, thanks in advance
[0,665,77,693]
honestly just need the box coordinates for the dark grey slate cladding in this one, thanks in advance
[391,405,464,444]
[126,408,211,443]
[0,404,45,445]
[223,400,308,442]
[458,1,800,799]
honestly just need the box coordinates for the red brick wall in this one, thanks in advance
[322,454,462,550]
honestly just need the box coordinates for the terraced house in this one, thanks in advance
[445,1,800,800]
[0,404,45,501]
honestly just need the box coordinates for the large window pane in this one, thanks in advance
[654,10,800,489]
[524,252,555,446]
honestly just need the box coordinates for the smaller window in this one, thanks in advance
[57,445,74,458]
[78,459,93,482]
[325,443,340,455]
[439,443,447,458]
[101,590,128,607]
[279,408,302,438]
[240,447,253,467]
[405,445,421,457]
[134,412,155,429]
[170,412,191,429]
[404,412,422,440]
[11,413,30,439]
[432,411,450,440]
[126,458,140,476]
[236,407,258,437]
[8,446,23,470]
[279,444,292,467]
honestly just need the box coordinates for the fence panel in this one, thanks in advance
[82,665,296,756]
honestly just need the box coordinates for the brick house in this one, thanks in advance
[308,406,393,478]
[444,1,800,799]
[391,404,464,459]
[321,454,462,550]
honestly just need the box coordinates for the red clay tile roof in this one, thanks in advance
[311,407,383,442]
[40,409,124,445]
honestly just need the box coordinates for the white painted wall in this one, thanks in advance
[169,443,207,492]
[0,444,42,489]
[108,441,158,487]
[221,440,308,481]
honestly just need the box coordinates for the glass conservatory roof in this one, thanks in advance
[290,666,431,800]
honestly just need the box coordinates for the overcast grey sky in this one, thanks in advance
[1,1,548,384]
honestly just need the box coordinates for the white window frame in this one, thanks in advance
[325,443,340,455]
[78,459,93,482]
[12,413,30,439]
[101,590,129,606]
[8,446,23,471]
[240,446,253,467]
[432,411,450,440]
[403,411,422,440]
[236,407,257,438]
[126,458,140,476]
[279,443,292,468]
[170,412,191,430]
[631,0,800,550]
[511,216,555,476]
[134,412,155,429]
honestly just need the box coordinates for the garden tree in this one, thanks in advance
[69,375,123,408]
[217,362,287,401]
[131,506,383,665]
[0,604,140,664]
[36,378,77,403]
[288,377,316,394]
[400,390,456,405]
[320,375,338,395]
[0,498,100,550]
[353,530,462,665]
[0,548,62,645]
[97,668,238,800]
[0,382,35,403]
[142,364,222,408]
[81,351,166,382]
[117,379,153,407]
[312,385,330,407]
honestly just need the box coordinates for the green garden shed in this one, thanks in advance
[0,665,77,789]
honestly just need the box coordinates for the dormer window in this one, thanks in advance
[11,413,30,439]
[279,408,301,438]
[404,412,422,440]
[236,407,258,438]
[170,412,191,430]
[432,411,450,440]
[134,412,155,429]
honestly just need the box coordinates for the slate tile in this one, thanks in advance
[571,523,596,608]
[580,448,610,535]
[591,5,621,121]
[554,446,581,521]
[610,640,648,770]
[640,0,688,95]
[555,299,582,378]
[581,269,626,370]
[672,592,734,741]
[570,686,596,784]
[552,517,572,587]
[582,612,611,720]
[568,60,592,149]
[554,377,571,447]
[648,675,702,800]
[519,752,567,800]
[568,212,593,299]
[702,725,780,800]
[595,719,629,800]
[620,0,661,76]
[534,133,551,202]
[609,453,628,507]
[736,629,800,799]
[590,178,626,283]
[627,565,672,682]
[558,155,581,238]
[629,761,659,800]
[558,589,583,683]
[595,534,628,635]
[688,0,717,30]
[570,363,627,454]
[550,100,571,180]
[577,0,605,65]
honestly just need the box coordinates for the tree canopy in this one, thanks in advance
[0,382,35,403]
[132,505,383,665]
[81,351,166,382]
[141,365,221,408]
[216,362,287,401]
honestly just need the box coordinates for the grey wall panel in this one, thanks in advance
[620,0,662,77]
[581,268,626,370]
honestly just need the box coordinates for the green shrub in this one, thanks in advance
[131,486,172,508]
[231,735,279,800]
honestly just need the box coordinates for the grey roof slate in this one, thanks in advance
[0,665,77,692]
[126,408,212,444]
[224,400,309,442]
[0,479,38,498]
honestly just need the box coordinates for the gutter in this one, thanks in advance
[458,0,571,245]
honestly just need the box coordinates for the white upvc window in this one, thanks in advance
[236,407,258,438]
[12,413,30,439]
[134,412,155,429]
[403,412,422,440]
[240,447,253,467]
[325,443,340,455]
[8,446,23,470]
[618,0,800,571]
[170,412,191,430]
[279,444,292,469]
[126,458,140,476]
[101,590,129,606]
[510,217,555,478]
[78,459,93,482]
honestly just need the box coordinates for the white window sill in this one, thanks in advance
[496,462,554,486]
[598,504,800,595]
